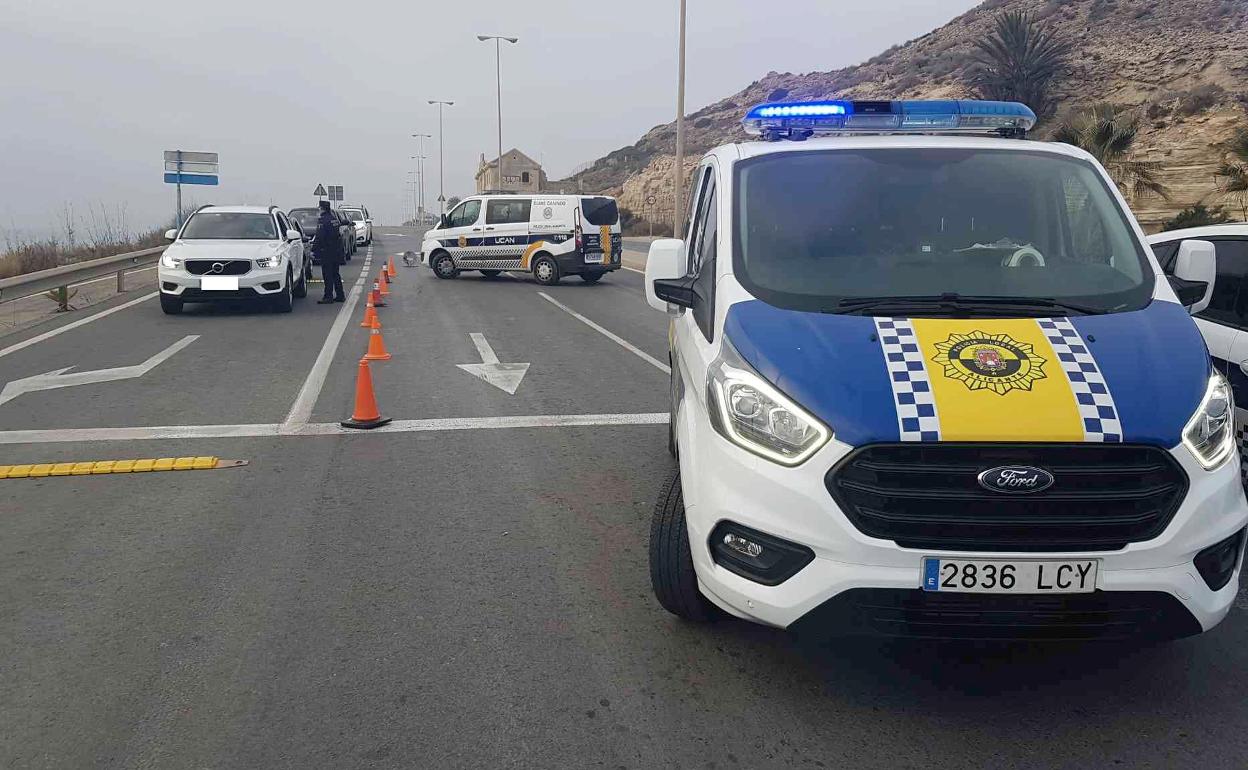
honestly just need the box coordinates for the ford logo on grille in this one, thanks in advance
[977,465,1054,494]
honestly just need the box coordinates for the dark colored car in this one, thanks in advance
[288,206,354,264]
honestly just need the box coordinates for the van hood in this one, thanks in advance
[168,240,283,261]
[723,299,1209,448]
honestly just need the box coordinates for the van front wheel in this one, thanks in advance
[650,469,721,622]
[432,253,458,279]
[533,255,560,286]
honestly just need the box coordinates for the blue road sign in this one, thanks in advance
[164,172,219,186]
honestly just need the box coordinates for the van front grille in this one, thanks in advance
[826,443,1188,552]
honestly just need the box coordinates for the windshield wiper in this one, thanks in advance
[834,293,1106,316]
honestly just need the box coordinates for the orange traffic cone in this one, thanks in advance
[371,281,386,308]
[378,270,391,297]
[360,300,380,329]
[363,325,392,361]
[341,358,392,430]
[387,256,397,280]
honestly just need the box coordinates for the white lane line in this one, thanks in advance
[623,266,644,275]
[281,248,374,429]
[0,412,668,444]
[537,291,670,375]
[0,291,158,360]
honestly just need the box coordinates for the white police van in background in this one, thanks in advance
[158,204,308,314]
[1149,224,1248,482]
[645,98,1246,642]
[420,194,622,285]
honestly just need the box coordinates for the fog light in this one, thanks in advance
[723,532,763,558]
[709,521,814,586]
[1194,528,1246,591]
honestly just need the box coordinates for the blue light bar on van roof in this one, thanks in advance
[742,99,1037,140]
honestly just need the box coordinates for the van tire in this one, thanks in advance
[650,469,721,622]
[480,270,501,277]
[159,293,184,315]
[432,252,459,279]
[533,254,560,286]
[580,271,604,284]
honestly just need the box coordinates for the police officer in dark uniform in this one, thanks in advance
[315,200,346,303]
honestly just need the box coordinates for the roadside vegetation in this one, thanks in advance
[1049,103,1170,202]
[1217,127,1248,221]
[0,203,174,280]
[1160,204,1236,232]
[969,10,1071,121]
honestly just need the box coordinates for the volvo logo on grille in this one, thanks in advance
[208,262,226,274]
[977,465,1054,494]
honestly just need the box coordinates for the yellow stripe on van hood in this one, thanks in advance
[909,318,1086,442]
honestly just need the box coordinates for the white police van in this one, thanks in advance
[645,98,1246,641]
[420,194,622,285]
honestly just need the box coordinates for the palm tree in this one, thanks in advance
[971,11,1072,121]
[1217,128,1248,220]
[1050,103,1170,201]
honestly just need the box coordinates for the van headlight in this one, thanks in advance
[160,253,183,269]
[707,340,830,466]
[1183,373,1236,470]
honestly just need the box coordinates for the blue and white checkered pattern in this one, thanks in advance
[1037,318,1122,442]
[876,318,941,441]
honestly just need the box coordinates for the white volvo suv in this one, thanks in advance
[158,205,308,314]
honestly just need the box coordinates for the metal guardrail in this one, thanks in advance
[0,245,166,307]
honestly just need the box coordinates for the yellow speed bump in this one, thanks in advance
[0,457,247,480]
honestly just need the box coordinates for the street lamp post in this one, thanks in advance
[674,0,687,238]
[477,35,518,192]
[428,100,454,215]
[406,170,419,224]
[411,132,431,224]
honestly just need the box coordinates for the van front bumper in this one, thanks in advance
[677,402,1248,640]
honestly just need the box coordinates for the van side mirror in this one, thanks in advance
[164,228,178,241]
[645,238,691,312]
[1170,239,1216,315]
[438,214,449,229]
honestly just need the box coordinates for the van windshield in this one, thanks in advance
[733,148,1153,315]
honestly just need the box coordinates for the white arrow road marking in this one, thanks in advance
[456,333,530,395]
[0,335,198,407]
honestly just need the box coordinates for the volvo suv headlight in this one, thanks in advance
[1183,373,1236,470]
[255,253,284,269]
[160,252,183,269]
[707,340,830,466]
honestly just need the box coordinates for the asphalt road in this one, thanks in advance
[2,227,1247,768]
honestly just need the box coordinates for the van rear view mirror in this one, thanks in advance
[1172,239,1216,315]
[645,238,688,312]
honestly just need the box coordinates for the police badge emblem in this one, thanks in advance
[931,331,1047,395]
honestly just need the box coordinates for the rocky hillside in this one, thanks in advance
[562,0,1248,230]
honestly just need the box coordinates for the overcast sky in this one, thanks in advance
[0,0,977,238]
